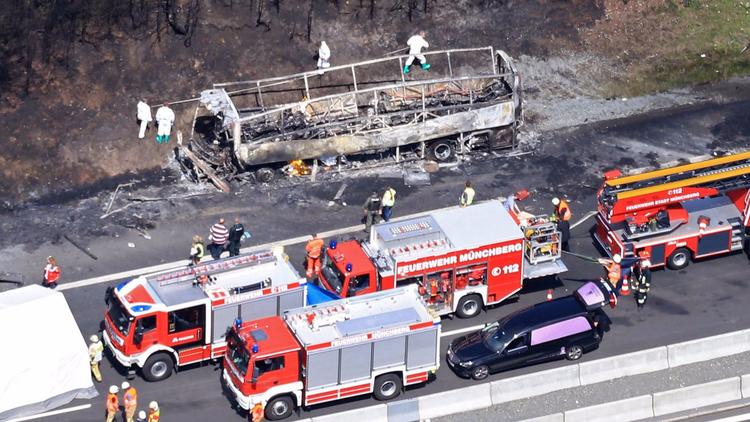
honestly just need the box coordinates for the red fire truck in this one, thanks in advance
[102,248,311,381]
[594,151,750,269]
[222,286,440,421]
[317,199,568,318]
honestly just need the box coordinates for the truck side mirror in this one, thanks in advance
[251,366,260,384]
[133,322,144,345]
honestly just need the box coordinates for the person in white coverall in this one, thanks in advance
[155,103,175,144]
[403,31,430,74]
[136,99,152,139]
[317,41,331,70]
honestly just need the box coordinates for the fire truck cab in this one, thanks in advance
[103,248,310,381]
[318,200,568,319]
[223,286,440,420]
[594,151,750,269]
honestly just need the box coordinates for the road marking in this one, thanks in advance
[441,324,485,338]
[7,404,91,422]
[58,203,597,292]
[708,413,750,422]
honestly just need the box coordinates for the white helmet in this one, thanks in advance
[552,197,561,206]
[90,334,99,343]
[138,411,147,419]
[109,385,119,394]
[613,254,622,263]
[121,381,130,390]
[149,401,159,410]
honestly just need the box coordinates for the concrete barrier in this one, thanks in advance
[518,413,564,422]
[742,374,750,399]
[667,329,750,368]
[578,347,668,385]
[490,365,580,404]
[652,377,742,416]
[311,404,388,422]
[564,395,653,422]
[386,398,420,422]
[417,382,492,420]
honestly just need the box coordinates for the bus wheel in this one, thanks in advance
[142,353,174,382]
[456,294,483,319]
[264,396,294,421]
[428,141,455,162]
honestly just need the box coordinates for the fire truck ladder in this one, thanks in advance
[153,250,276,287]
[601,151,750,204]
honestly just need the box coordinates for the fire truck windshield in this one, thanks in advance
[227,331,251,377]
[321,261,345,294]
[108,297,133,336]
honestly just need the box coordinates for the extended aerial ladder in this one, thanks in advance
[594,151,750,269]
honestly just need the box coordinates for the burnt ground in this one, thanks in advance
[0,0,603,206]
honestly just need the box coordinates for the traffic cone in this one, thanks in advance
[546,289,553,301]
[620,276,631,296]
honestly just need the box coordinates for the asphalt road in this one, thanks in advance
[11,95,750,421]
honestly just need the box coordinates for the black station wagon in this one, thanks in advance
[447,281,613,380]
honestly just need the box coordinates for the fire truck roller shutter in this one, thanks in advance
[241,297,277,322]
[697,231,731,256]
[212,305,240,342]
[278,289,305,313]
[373,336,407,370]
[406,330,438,370]
[307,349,339,389]
[650,244,665,265]
[340,343,372,384]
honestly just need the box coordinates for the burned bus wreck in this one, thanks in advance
[186,46,522,185]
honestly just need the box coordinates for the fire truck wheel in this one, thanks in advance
[456,294,483,319]
[666,247,691,270]
[264,396,294,421]
[427,141,455,162]
[256,168,275,184]
[142,353,174,382]
[565,345,583,361]
[373,373,402,401]
[471,365,489,380]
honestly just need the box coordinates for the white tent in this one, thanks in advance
[0,285,97,421]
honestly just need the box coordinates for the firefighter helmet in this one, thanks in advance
[121,381,130,390]
[90,334,99,343]
[551,197,561,206]
[109,385,119,394]
[613,254,622,263]
[149,401,159,410]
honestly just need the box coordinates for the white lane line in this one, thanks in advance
[7,404,92,422]
[441,324,485,338]
[58,203,597,292]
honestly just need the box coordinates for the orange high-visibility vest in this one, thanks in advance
[607,262,621,284]
[556,200,572,222]
[106,393,119,413]
[251,403,264,422]
[305,238,324,259]
[148,409,160,422]
[123,387,137,407]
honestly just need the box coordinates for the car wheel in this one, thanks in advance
[142,353,174,382]
[456,294,483,319]
[428,141,455,162]
[264,396,294,421]
[565,345,583,361]
[666,247,691,270]
[471,365,489,380]
[373,373,402,401]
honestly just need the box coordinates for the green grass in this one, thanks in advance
[612,0,750,96]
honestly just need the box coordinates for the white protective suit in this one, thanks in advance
[317,41,331,69]
[136,101,152,139]
[155,105,175,138]
[405,34,429,67]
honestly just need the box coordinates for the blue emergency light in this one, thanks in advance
[131,305,152,313]
[234,318,242,329]
[252,344,259,353]
[346,263,353,272]
[329,240,337,250]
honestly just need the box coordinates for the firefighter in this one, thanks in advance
[381,186,397,222]
[190,235,205,265]
[460,180,475,207]
[228,217,246,257]
[634,250,652,309]
[363,191,381,233]
[305,234,325,279]
[43,256,60,288]
[121,381,138,422]
[147,401,160,422]
[136,410,147,422]
[105,385,119,422]
[598,254,622,291]
[403,31,430,74]
[551,197,572,251]
[136,99,151,139]
[89,334,104,383]
[317,40,331,70]
[154,102,175,144]
[250,402,264,422]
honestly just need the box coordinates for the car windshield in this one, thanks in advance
[321,261,345,294]
[108,297,133,336]
[481,321,512,351]
[227,331,251,377]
